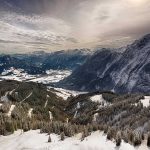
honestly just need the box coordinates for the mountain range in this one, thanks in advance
[0,34,150,149]
[0,49,92,74]
[60,34,150,94]
[0,34,150,94]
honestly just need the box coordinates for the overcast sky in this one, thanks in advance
[0,0,150,53]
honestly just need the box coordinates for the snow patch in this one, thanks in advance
[49,87,86,100]
[1,67,35,81]
[0,68,71,84]
[9,89,15,95]
[93,113,98,122]
[28,108,33,118]
[20,92,32,103]
[44,99,48,108]
[0,92,9,102]
[7,105,15,117]
[74,111,78,118]
[140,96,150,107]
[49,111,53,121]
[90,94,109,108]
[90,94,104,103]
[29,70,71,84]
[74,102,81,118]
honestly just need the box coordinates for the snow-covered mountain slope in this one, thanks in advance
[61,34,150,94]
[49,87,86,100]
[0,130,147,150]
[1,80,150,149]
[64,91,114,124]
[0,80,68,121]
[0,49,91,75]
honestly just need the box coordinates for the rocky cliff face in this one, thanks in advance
[61,34,150,94]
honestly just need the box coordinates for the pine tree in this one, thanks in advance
[40,128,43,133]
[60,132,65,141]
[142,133,144,140]
[128,130,134,143]
[23,122,29,132]
[81,131,85,141]
[103,125,108,134]
[122,130,129,143]
[48,135,51,142]
[147,132,150,147]
[116,131,122,146]
[81,128,89,141]
[133,131,142,146]
[107,127,115,140]
[5,121,14,134]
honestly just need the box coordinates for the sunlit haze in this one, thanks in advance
[0,0,150,53]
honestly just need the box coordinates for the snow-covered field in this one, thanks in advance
[0,67,35,81]
[30,70,71,84]
[49,87,86,100]
[0,67,71,84]
[0,130,148,150]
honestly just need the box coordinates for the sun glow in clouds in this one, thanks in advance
[0,0,150,53]
[127,0,148,6]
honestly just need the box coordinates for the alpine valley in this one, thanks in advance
[0,34,150,150]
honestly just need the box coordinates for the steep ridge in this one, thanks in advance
[60,34,150,94]
[0,80,68,121]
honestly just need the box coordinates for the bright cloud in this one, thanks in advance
[0,0,149,53]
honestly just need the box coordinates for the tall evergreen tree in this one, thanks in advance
[116,131,122,146]
[147,132,150,147]
[133,131,142,146]
[48,135,51,142]
[60,132,65,141]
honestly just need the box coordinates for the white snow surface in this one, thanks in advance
[90,94,109,108]
[1,67,24,76]
[29,69,71,84]
[0,68,71,84]
[90,94,104,103]
[140,96,150,107]
[49,87,86,100]
[0,67,35,81]
[0,130,148,150]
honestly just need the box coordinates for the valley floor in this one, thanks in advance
[0,130,148,150]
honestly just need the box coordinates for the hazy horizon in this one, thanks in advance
[0,0,150,53]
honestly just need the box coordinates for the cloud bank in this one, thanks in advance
[0,0,150,53]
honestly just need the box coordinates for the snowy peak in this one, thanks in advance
[61,34,150,94]
[132,33,150,49]
[0,48,91,75]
